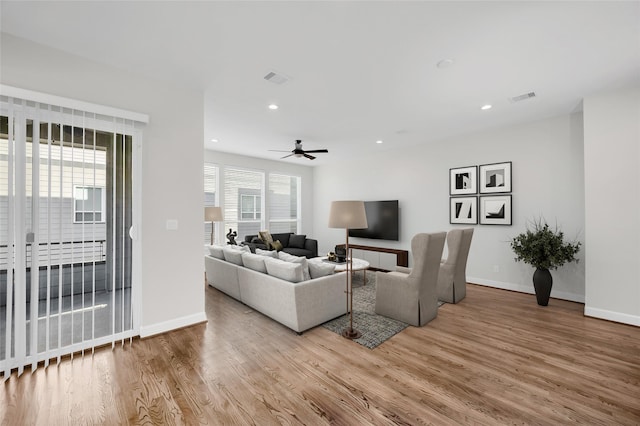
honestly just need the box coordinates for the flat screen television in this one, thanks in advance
[349,200,399,241]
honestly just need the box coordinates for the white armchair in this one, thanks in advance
[374,232,446,326]
[437,228,474,303]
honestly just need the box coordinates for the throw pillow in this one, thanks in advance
[288,234,306,249]
[241,252,267,273]
[263,258,304,283]
[278,251,311,281]
[271,240,283,251]
[258,230,273,248]
[255,248,278,257]
[222,247,244,265]
[207,244,225,259]
[308,262,335,279]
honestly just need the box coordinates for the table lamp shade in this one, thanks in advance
[204,206,223,222]
[328,201,368,229]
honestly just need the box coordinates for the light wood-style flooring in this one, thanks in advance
[2,283,639,425]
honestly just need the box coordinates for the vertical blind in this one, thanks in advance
[223,167,264,242]
[268,173,300,234]
[0,87,146,378]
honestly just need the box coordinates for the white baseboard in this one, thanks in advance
[140,312,208,338]
[468,277,585,303]
[584,306,640,327]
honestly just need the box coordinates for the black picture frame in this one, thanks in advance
[479,161,512,193]
[449,165,478,195]
[479,195,512,225]
[450,197,478,225]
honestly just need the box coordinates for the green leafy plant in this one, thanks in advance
[510,219,581,270]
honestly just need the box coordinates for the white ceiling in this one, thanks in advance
[2,1,639,166]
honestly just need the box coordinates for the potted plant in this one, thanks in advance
[510,218,581,306]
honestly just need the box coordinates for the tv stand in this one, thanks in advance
[337,244,409,270]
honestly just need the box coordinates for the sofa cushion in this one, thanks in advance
[207,244,225,259]
[255,248,277,257]
[278,251,311,281]
[272,240,284,251]
[258,231,273,248]
[241,252,267,273]
[263,257,304,283]
[289,234,306,249]
[308,261,336,279]
[223,247,245,265]
[271,233,292,247]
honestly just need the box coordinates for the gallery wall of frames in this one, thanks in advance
[449,161,512,226]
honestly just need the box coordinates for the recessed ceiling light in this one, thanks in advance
[376,140,383,144]
[481,104,492,110]
[436,58,455,69]
[210,138,219,143]
[268,104,279,110]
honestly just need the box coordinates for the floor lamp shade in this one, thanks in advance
[328,201,368,229]
[204,206,223,222]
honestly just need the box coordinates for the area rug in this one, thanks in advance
[321,271,422,349]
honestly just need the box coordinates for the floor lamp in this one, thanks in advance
[329,200,368,340]
[204,207,223,245]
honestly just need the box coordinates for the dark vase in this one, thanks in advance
[533,267,553,306]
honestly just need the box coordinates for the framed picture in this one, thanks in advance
[479,195,512,225]
[449,166,477,195]
[479,161,512,193]
[450,197,478,224]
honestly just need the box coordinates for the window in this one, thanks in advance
[73,186,105,222]
[224,167,264,241]
[240,194,261,219]
[268,173,301,234]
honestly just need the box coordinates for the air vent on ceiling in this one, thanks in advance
[509,92,536,103]
[263,71,290,85]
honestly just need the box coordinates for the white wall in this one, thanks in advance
[583,86,640,326]
[1,34,207,336]
[203,150,315,238]
[313,113,586,303]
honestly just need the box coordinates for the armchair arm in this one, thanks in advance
[395,266,412,274]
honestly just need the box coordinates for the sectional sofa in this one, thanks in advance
[205,245,347,333]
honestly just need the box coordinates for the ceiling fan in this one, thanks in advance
[269,139,328,160]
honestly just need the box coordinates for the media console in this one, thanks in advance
[336,244,409,271]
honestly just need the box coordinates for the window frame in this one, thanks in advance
[72,185,106,223]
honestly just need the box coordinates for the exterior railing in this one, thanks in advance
[0,240,106,271]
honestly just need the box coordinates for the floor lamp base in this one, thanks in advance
[341,327,361,340]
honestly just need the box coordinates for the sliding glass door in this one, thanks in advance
[0,94,141,377]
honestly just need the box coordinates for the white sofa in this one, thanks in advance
[205,254,347,333]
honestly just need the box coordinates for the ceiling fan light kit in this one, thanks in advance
[269,139,328,161]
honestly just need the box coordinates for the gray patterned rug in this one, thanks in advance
[321,271,411,349]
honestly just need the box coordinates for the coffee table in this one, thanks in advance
[313,257,370,284]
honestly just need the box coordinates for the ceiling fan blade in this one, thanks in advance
[280,154,294,159]
[303,153,316,160]
[303,149,328,153]
[269,149,293,153]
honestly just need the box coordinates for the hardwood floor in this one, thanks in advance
[2,283,639,425]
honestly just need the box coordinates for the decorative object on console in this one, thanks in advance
[450,165,478,195]
[449,196,478,225]
[334,245,347,262]
[204,206,223,245]
[329,200,368,340]
[510,218,581,306]
[226,228,238,245]
[479,195,512,225]
[479,161,512,193]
